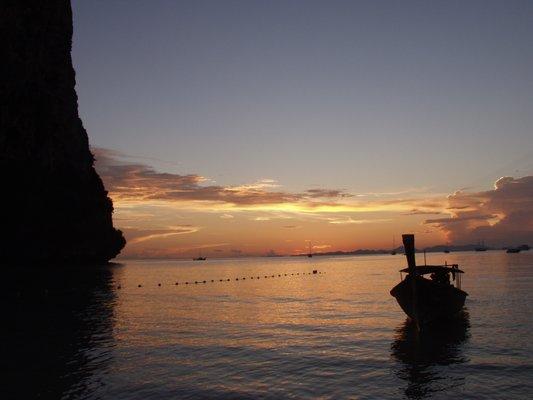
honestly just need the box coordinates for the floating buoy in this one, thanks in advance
[185,282,189,284]
[243,277,246,280]
[313,270,317,274]
[211,280,214,282]
[220,279,223,282]
[117,285,121,289]
[175,282,179,285]
[158,283,161,286]
[138,284,142,288]
[203,280,206,284]
[227,279,230,281]
[236,278,239,281]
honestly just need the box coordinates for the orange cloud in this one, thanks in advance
[123,226,199,244]
[95,148,328,206]
[93,147,444,215]
[327,217,393,225]
[425,176,533,246]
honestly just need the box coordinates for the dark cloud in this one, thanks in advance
[93,148,351,207]
[305,189,352,198]
[425,176,533,246]
[425,214,497,224]
[403,209,443,216]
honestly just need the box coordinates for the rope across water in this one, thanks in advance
[120,270,322,290]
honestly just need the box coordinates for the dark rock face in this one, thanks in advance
[1,1,125,263]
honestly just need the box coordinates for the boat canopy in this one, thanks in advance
[399,264,464,274]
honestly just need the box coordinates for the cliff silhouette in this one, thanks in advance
[1,1,125,263]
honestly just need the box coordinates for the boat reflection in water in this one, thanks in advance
[391,311,470,399]
[3,264,118,399]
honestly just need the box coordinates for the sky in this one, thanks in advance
[71,0,533,258]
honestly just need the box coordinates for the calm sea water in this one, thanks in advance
[4,251,533,399]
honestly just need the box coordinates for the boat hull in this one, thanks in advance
[390,276,467,326]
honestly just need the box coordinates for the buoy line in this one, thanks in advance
[117,270,322,290]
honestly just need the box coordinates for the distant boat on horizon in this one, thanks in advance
[193,251,206,261]
[390,235,397,255]
[506,248,521,253]
[475,240,487,252]
[390,234,468,329]
[506,244,531,253]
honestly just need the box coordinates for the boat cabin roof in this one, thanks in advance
[399,264,464,274]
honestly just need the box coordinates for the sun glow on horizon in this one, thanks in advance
[93,148,532,259]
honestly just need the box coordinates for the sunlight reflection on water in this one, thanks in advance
[5,252,533,399]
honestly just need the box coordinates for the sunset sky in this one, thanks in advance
[71,0,533,258]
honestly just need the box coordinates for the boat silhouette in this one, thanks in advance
[475,240,487,251]
[390,234,468,328]
[507,244,530,253]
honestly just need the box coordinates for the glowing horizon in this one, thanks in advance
[93,148,532,259]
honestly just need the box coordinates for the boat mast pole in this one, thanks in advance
[402,234,419,328]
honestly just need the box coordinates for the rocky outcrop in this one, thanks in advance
[0,1,125,263]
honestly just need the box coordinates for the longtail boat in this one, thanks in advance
[390,234,468,328]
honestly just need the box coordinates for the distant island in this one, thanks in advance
[291,243,530,257]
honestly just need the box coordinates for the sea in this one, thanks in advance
[4,251,533,399]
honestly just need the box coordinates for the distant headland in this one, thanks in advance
[292,243,531,257]
[1,1,125,264]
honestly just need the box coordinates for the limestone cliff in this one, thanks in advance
[0,1,126,263]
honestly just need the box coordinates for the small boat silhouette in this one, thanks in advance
[475,240,487,251]
[193,251,206,261]
[390,234,468,329]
